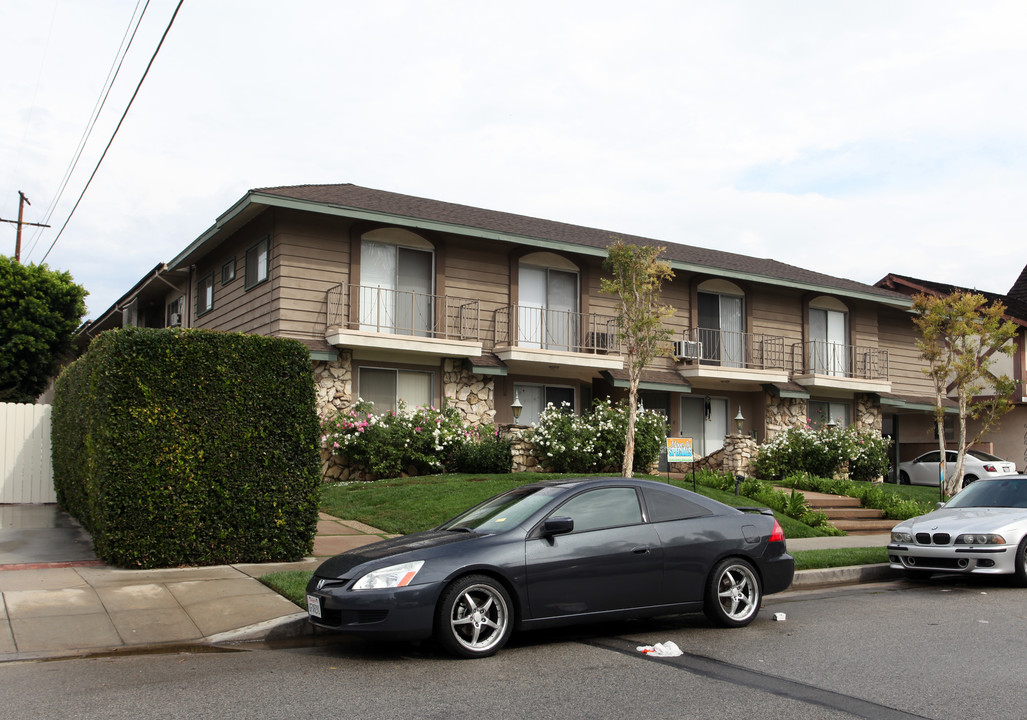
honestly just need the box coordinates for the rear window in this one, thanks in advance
[642,487,713,522]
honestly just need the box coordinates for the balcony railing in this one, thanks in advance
[793,341,889,380]
[680,328,787,370]
[325,284,480,341]
[494,305,621,354]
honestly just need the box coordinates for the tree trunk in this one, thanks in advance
[622,377,638,478]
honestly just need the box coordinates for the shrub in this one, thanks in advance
[451,426,513,474]
[526,398,668,474]
[778,472,934,520]
[322,401,469,479]
[51,328,321,568]
[749,424,892,483]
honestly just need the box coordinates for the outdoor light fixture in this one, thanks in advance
[511,390,522,421]
[734,408,745,435]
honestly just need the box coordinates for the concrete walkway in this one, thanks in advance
[0,509,896,663]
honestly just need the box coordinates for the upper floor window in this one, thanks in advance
[809,297,849,376]
[196,272,214,316]
[360,228,434,337]
[221,257,236,285]
[245,236,269,289]
[697,280,745,368]
[518,252,579,351]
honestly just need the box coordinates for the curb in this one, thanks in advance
[205,611,312,646]
[789,563,900,589]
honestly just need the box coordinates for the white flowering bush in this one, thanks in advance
[321,400,469,479]
[750,423,891,482]
[526,398,668,473]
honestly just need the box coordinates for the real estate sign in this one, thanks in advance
[666,437,694,463]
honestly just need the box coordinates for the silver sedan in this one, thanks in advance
[889,475,1027,583]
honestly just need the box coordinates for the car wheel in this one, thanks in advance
[434,575,513,659]
[899,471,911,485]
[1014,538,1027,588]
[961,474,978,489]
[703,557,762,628]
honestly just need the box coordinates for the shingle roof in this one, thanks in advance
[876,272,1027,323]
[253,183,906,302]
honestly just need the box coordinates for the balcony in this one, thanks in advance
[492,305,624,373]
[791,341,891,393]
[324,284,483,359]
[673,328,790,389]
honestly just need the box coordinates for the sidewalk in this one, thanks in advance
[0,513,393,663]
[0,512,896,663]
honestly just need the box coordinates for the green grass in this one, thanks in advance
[791,546,889,570]
[881,482,946,504]
[260,571,311,607]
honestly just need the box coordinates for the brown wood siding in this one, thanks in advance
[749,287,803,342]
[879,307,934,395]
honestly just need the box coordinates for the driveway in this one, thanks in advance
[0,505,97,567]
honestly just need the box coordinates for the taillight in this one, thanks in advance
[983,464,997,472]
[769,519,785,543]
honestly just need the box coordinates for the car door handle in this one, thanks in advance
[632,545,650,555]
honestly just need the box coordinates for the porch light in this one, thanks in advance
[511,390,523,421]
[734,408,745,435]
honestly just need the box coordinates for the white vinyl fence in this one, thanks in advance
[0,403,56,504]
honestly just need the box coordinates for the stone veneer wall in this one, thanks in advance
[764,395,808,441]
[442,359,496,425]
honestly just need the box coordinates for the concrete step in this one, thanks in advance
[831,519,896,533]
[822,507,884,520]
[795,491,862,509]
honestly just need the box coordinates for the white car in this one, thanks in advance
[889,475,1027,583]
[895,450,1017,489]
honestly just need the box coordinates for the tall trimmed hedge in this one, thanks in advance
[52,327,321,568]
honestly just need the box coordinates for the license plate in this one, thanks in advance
[306,594,322,618]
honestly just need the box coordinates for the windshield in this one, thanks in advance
[945,478,1027,509]
[437,485,562,533]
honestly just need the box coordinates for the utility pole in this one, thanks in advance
[0,191,51,262]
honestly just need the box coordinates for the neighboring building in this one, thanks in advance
[876,267,1027,471]
[79,184,940,475]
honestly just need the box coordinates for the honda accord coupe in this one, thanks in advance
[306,477,795,658]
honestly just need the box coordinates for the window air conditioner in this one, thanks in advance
[673,340,702,360]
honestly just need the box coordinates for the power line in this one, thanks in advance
[39,0,184,264]
[24,0,150,260]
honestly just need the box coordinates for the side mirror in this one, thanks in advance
[935,501,945,510]
[542,516,574,537]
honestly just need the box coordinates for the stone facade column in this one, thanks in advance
[764,395,808,441]
[443,359,496,425]
[854,393,883,433]
[501,425,539,473]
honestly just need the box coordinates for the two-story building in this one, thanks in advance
[77,183,944,473]
[876,268,1027,470]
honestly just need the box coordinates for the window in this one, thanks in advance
[221,258,236,285]
[514,383,575,426]
[680,395,728,457]
[360,237,433,336]
[196,272,214,316]
[552,488,642,533]
[809,298,848,376]
[518,254,579,351]
[808,400,850,428]
[697,287,744,367]
[166,297,183,327]
[641,487,712,522]
[245,237,269,289]
[358,367,433,413]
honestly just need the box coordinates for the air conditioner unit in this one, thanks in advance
[673,340,702,360]
[588,332,615,351]
[168,313,182,327]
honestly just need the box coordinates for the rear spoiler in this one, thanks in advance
[736,506,775,517]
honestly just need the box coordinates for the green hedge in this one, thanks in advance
[52,328,321,568]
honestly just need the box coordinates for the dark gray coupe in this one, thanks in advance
[306,477,794,658]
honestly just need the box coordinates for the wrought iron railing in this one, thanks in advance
[494,305,621,354]
[793,341,889,380]
[678,328,787,370]
[325,284,480,341]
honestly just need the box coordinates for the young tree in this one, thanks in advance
[912,291,1019,497]
[0,256,88,403]
[600,241,675,477]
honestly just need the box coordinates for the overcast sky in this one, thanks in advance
[3,1,1026,318]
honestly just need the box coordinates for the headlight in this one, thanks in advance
[352,560,425,590]
[891,532,913,543]
[955,533,1006,545]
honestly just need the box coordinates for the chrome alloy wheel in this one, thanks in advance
[449,582,510,654]
[715,563,759,623]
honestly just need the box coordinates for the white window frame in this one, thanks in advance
[245,236,269,290]
[357,367,434,413]
[196,272,214,316]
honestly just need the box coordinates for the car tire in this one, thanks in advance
[703,557,762,628]
[899,471,911,485]
[434,574,514,659]
[1013,538,1027,588]
[961,474,978,489]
